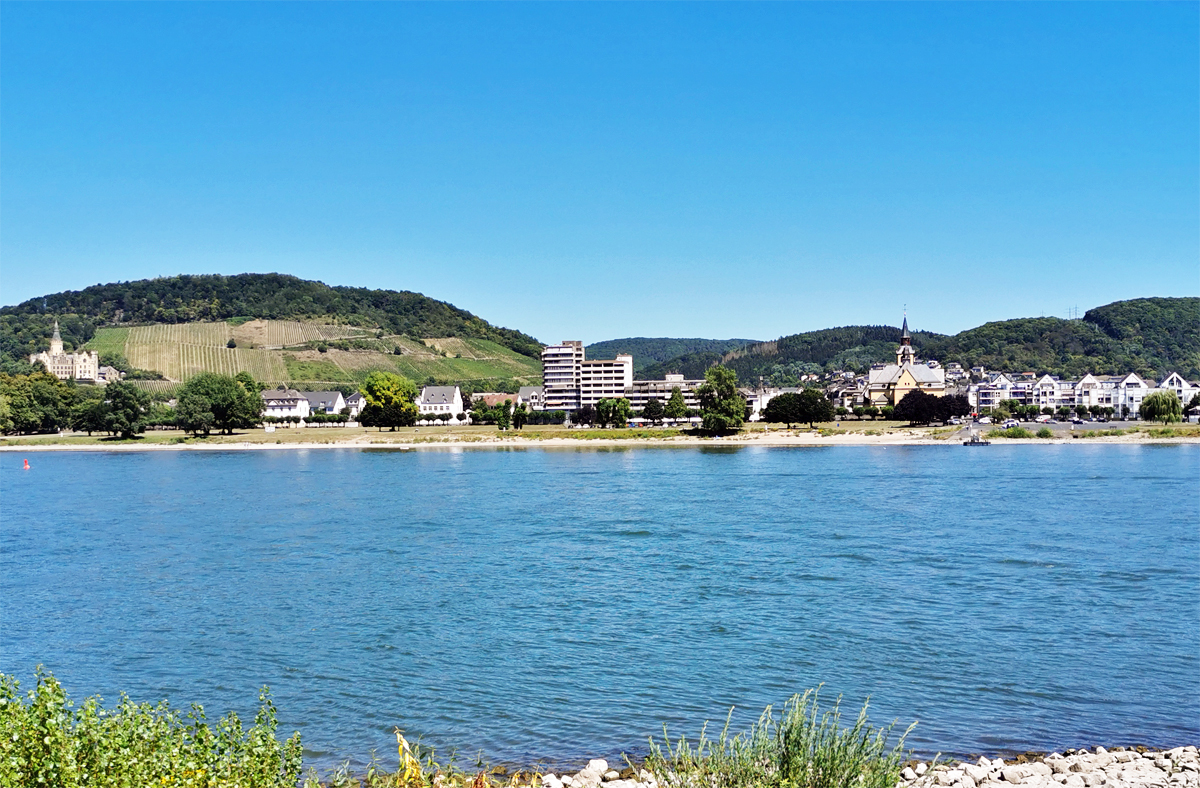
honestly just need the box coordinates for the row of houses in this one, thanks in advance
[968,370,1199,415]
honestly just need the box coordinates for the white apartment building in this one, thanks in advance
[580,355,633,408]
[624,374,703,411]
[968,371,1198,417]
[541,341,585,410]
[541,341,633,410]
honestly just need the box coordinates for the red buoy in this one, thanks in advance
[23,459,30,470]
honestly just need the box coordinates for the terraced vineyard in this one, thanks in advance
[84,320,540,387]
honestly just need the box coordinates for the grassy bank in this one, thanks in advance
[1,671,913,788]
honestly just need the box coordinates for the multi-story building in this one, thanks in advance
[541,341,585,410]
[540,341,632,410]
[30,321,99,382]
[624,374,703,411]
[969,371,1198,417]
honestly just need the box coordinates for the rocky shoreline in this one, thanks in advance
[528,747,1199,788]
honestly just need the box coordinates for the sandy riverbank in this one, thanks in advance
[2,424,1197,451]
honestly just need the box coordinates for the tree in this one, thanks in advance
[1187,392,1200,413]
[70,390,109,436]
[176,372,263,435]
[104,381,151,439]
[1140,391,1182,424]
[696,365,745,432]
[762,392,804,428]
[880,405,894,420]
[360,371,419,430]
[512,403,528,430]
[574,404,596,426]
[642,397,665,424]
[226,338,237,349]
[496,399,512,430]
[852,406,865,419]
[796,388,835,427]
[596,398,633,428]
[664,388,688,422]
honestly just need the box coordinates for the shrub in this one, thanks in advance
[645,688,912,788]
[1036,428,1053,438]
[0,668,302,788]
[986,427,1034,439]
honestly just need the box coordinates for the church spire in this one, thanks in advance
[50,320,64,355]
[896,310,915,366]
[901,310,910,345]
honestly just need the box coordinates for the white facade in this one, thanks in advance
[580,355,633,408]
[518,386,545,411]
[30,321,99,382]
[262,388,311,419]
[542,341,585,410]
[346,393,366,418]
[417,386,464,419]
[625,374,702,412]
[540,341,632,410]
[304,391,347,414]
[968,371,1198,417]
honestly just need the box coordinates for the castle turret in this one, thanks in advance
[50,320,64,355]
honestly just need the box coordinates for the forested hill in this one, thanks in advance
[0,273,543,364]
[651,297,1200,385]
[585,337,759,374]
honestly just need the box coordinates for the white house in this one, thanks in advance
[304,391,347,414]
[346,393,366,418]
[416,386,464,421]
[262,388,311,419]
[518,386,545,411]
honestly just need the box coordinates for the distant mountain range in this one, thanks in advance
[623,297,1199,385]
[3,275,1196,387]
[584,338,759,374]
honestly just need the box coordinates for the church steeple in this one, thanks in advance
[896,311,915,366]
[50,320,64,355]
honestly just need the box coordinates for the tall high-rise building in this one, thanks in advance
[540,341,633,411]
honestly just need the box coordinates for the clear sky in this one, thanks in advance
[2,2,1196,344]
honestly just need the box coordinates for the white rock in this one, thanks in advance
[981,758,996,769]
[587,760,609,775]
[1030,763,1053,777]
[1116,753,1137,764]
[1096,747,1109,755]
[917,763,929,776]
[967,764,991,783]
[961,775,977,788]
[603,771,620,782]
[1081,774,1102,787]
[1062,776,1085,788]
[904,768,919,781]
[543,775,563,788]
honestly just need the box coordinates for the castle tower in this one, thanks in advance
[50,320,64,355]
[896,313,916,366]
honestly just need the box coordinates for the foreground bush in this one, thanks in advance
[0,668,302,788]
[645,689,913,788]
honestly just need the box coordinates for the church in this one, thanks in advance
[30,321,100,382]
[863,315,946,407]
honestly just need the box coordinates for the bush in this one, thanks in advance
[0,668,302,788]
[1036,427,1053,438]
[986,427,1034,439]
[646,688,912,788]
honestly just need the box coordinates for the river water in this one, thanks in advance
[2,445,1197,769]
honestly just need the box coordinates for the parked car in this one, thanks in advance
[977,416,993,424]
[1071,417,1084,424]
[948,418,963,425]
[1003,419,1020,429]
[1035,414,1052,424]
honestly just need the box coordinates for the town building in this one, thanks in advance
[540,341,632,410]
[517,386,545,411]
[29,321,99,382]
[417,386,464,419]
[862,316,946,406]
[304,391,347,415]
[967,371,1199,418]
[624,374,703,412]
[346,393,366,419]
[262,388,311,419]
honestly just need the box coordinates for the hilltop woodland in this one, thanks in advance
[585,337,758,375]
[0,273,542,372]
[645,298,1200,385]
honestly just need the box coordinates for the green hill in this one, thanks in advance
[0,273,542,363]
[0,274,543,390]
[584,337,758,374]
[651,298,1200,385]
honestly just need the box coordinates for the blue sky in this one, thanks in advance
[2,2,1196,344]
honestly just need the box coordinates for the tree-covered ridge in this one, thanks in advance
[585,337,758,373]
[0,273,542,363]
[646,298,1200,384]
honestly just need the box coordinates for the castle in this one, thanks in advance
[30,321,100,382]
